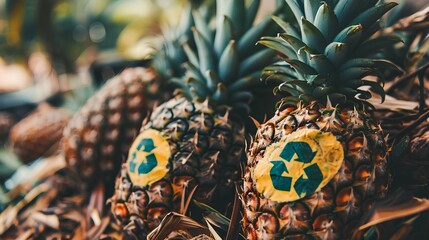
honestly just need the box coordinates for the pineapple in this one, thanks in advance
[242,0,400,239]
[63,67,161,190]
[108,0,278,237]
[63,2,206,192]
[10,104,70,163]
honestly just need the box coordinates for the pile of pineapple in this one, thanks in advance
[1,0,429,239]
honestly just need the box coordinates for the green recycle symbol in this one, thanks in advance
[270,141,323,196]
[129,138,158,174]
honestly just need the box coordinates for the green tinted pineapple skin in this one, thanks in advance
[63,67,164,190]
[243,103,389,240]
[110,96,245,238]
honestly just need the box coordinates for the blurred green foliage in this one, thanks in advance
[0,0,186,73]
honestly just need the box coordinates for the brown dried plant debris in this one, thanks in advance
[0,156,120,239]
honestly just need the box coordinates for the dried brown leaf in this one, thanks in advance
[392,5,429,31]
[191,234,215,240]
[62,210,85,223]
[0,183,50,234]
[6,155,65,201]
[72,223,86,240]
[226,187,241,240]
[368,93,419,111]
[31,212,60,230]
[87,182,105,227]
[147,212,211,240]
[359,197,429,230]
[182,185,198,215]
[87,215,111,240]
[15,229,34,240]
[389,215,419,240]
[204,218,222,240]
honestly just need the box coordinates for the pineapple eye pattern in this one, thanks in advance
[126,129,171,187]
[254,129,344,202]
[270,141,323,197]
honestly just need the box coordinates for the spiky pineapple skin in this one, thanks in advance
[243,103,390,240]
[63,67,164,190]
[109,96,245,238]
[10,105,70,163]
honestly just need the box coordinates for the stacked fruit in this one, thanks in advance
[242,0,400,238]
[5,0,429,240]
[62,2,203,193]
[107,0,279,238]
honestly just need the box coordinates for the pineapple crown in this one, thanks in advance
[169,0,279,114]
[261,0,403,108]
[152,1,214,81]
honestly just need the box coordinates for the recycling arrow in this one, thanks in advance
[280,141,317,163]
[137,153,157,174]
[136,138,156,152]
[270,161,292,191]
[293,163,323,196]
[269,141,322,195]
[128,138,158,174]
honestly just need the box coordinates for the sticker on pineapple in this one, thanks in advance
[126,129,171,187]
[254,129,344,202]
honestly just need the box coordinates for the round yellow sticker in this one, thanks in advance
[254,129,344,202]
[126,129,171,187]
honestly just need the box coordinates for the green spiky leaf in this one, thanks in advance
[334,0,362,26]
[285,0,305,26]
[224,0,245,36]
[301,17,327,53]
[218,40,238,83]
[192,28,216,75]
[183,62,206,85]
[313,86,335,98]
[357,90,372,99]
[340,58,404,74]
[206,70,220,92]
[183,43,199,68]
[229,72,263,92]
[231,91,254,103]
[272,15,300,38]
[350,2,398,29]
[212,83,228,103]
[304,0,320,23]
[187,77,208,97]
[239,49,276,78]
[214,16,234,58]
[306,53,335,74]
[238,16,273,57]
[338,67,371,80]
[355,35,403,57]
[279,33,307,52]
[333,24,363,49]
[284,59,318,75]
[362,80,385,103]
[193,10,213,45]
[258,37,296,58]
[324,42,349,67]
[314,2,339,42]
[245,0,261,30]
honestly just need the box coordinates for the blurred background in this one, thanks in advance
[0,0,279,204]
